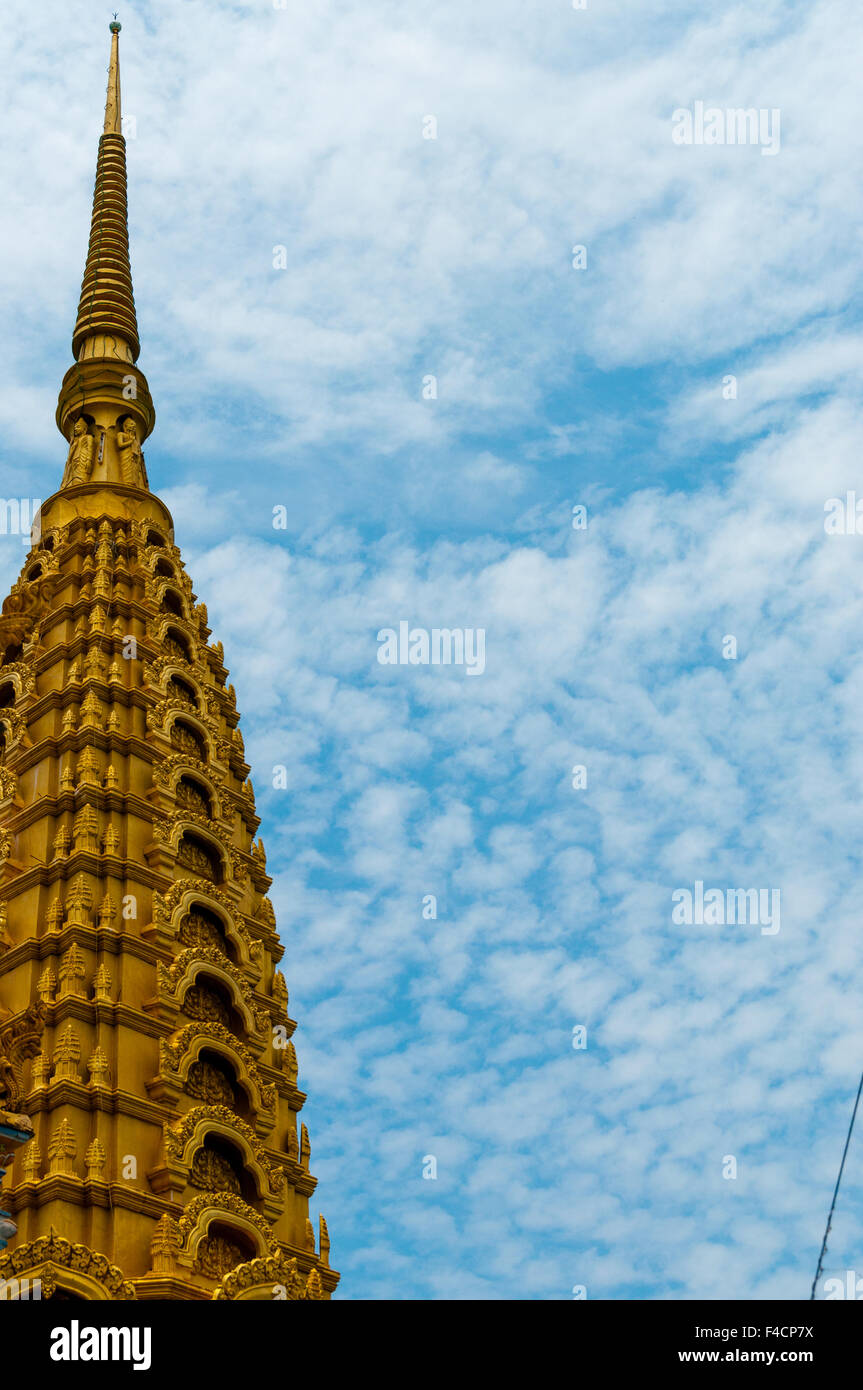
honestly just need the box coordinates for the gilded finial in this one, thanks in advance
[56,18,155,468]
[104,19,122,134]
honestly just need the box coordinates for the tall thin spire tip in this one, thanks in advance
[104,18,122,135]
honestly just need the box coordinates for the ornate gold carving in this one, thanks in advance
[85,645,107,677]
[93,964,112,1001]
[187,1057,236,1107]
[98,892,117,930]
[0,1003,46,1107]
[155,878,236,923]
[102,823,121,856]
[215,734,235,764]
[45,898,64,933]
[53,1023,82,1081]
[80,689,103,724]
[213,1252,325,1301]
[176,777,209,816]
[65,875,93,925]
[87,1048,110,1089]
[160,1021,275,1112]
[152,753,223,795]
[159,947,265,1028]
[182,982,230,1026]
[52,825,71,860]
[256,896,276,929]
[177,1192,275,1253]
[166,676,197,711]
[59,944,86,996]
[195,1232,245,1277]
[85,1138,106,1181]
[29,1054,51,1092]
[169,720,206,758]
[48,1117,77,1174]
[229,847,249,884]
[0,1233,137,1300]
[164,634,191,664]
[22,1141,41,1181]
[189,1146,242,1195]
[37,966,57,1003]
[177,908,226,952]
[0,662,35,703]
[0,708,24,753]
[177,835,219,881]
[72,805,99,852]
[152,884,258,973]
[0,568,57,661]
[165,1106,284,1195]
[150,1213,181,1275]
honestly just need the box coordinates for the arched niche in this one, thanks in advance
[165,673,200,714]
[176,830,223,883]
[179,971,248,1037]
[163,625,192,663]
[193,1220,258,1280]
[171,958,257,1037]
[169,1113,276,1209]
[176,774,213,818]
[161,586,185,619]
[178,903,235,961]
[186,1048,251,1119]
[169,716,208,762]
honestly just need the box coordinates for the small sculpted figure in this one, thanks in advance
[116,416,145,486]
[65,418,95,485]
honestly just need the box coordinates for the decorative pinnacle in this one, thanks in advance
[55,21,155,461]
[69,20,138,360]
[104,20,122,133]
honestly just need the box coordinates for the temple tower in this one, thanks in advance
[0,23,338,1301]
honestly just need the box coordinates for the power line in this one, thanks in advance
[810,1067,863,1299]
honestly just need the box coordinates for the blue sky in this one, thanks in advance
[2,0,863,1299]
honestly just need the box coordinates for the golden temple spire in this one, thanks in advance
[55,20,155,489]
[0,22,341,1303]
[103,18,122,135]
[71,18,139,363]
